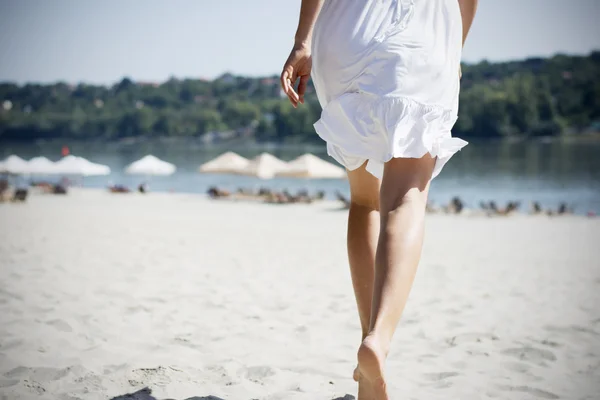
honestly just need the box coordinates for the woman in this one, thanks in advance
[280,0,478,398]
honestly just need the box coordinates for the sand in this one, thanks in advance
[0,189,599,400]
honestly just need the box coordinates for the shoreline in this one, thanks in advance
[5,187,595,219]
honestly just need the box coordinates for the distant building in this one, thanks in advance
[2,100,12,111]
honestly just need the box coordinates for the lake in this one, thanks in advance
[1,138,599,214]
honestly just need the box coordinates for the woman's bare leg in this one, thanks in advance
[346,162,380,399]
[357,155,436,399]
[347,162,381,339]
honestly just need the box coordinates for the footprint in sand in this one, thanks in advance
[446,320,465,329]
[295,325,310,344]
[423,371,460,381]
[205,364,230,379]
[0,378,19,388]
[328,300,342,312]
[544,324,599,337]
[4,366,75,382]
[534,338,562,348]
[239,366,276,384]
[1,339,24,351]
[173,336,201,350]
[449,360,468,370]
[503,361,531,374]
[498,385,559,399]
[45,319,72,332]
[128,366,172,387]
[446,332,499,347]
[22,379,46,395]
[501,346,557,366]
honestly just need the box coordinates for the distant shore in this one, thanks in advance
[1,52,599,142]
[2,128,600,145]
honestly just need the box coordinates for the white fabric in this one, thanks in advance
[311,0,467,179]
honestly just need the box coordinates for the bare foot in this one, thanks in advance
[354,366,376,400]
[357,374,377,400]
[357,335,388,400]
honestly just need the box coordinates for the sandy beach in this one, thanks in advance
[0,189,599,400]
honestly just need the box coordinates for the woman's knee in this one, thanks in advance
[380,186,427,215]
[348,161,381,211]
[379,156,434,214]
[350,193,380,211]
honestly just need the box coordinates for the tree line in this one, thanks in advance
[0,52,598,142]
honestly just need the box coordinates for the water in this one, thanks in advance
[1,138,599,214]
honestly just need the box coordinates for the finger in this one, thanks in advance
[286,76,300,104]
[297,75,309,104]
[287,87,299,108]
[280,70,290,92]
[287,92,298,108]
[288,83,300,103]
[280,70,298,107]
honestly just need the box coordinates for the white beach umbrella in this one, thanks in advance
[0,155,29,174]
[198,151,249,174]
[125,155,176,176]
[54,155,111,176]
[276,153,346,179]
[240,152,289,179]
[26,156,58,175]
[85,161,111,176]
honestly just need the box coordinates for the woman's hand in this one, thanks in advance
[280,44,312,108]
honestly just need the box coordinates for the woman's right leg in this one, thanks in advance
[357,154,436,400]
[347,162,381,342]
[346,162,381,399]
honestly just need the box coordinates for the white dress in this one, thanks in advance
[311,0,467,179]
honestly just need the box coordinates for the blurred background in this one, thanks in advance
[0,0,599,210]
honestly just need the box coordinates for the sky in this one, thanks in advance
[0,0,599,85]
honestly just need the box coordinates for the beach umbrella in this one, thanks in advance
[276,153,346,179]
[85,161,111,176]
[240,152,289,179]
[125,155,176,176]
[198,151,249,174]
[54,155,111,176]
[26,156,58,175]
[0,155,29,175]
